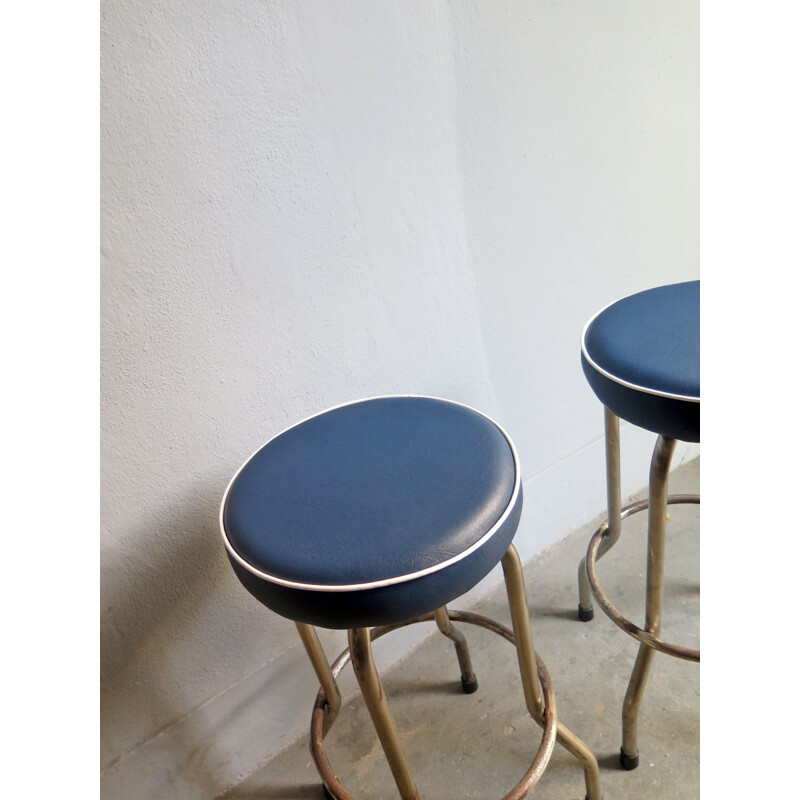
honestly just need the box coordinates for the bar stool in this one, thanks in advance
[576,280,700,770]
[220,396,602,799]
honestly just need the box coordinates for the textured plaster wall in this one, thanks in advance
[100,2,699,797]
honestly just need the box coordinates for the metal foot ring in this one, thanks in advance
[585,494,700,662]
[310,610,558,800]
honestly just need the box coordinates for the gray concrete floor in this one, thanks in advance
[222,457,699,800]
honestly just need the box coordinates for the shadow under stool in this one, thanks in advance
[220,395,602,799]
[576,280,700,770]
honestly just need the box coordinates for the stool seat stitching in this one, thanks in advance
[218,394,521,593]
[580,296,700,404]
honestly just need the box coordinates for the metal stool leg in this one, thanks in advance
[308,610,558,800]
[349,627,421,800]
[503,545,603,800]
[302,552,594,798]
[578,408,622,621]
[434,605,479,694]
[620,435,676,769]
[296,623,342,736]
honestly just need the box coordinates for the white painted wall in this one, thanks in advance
[101,2,699,797]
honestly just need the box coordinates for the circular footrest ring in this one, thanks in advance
[585,494,700,663]
[309,610,558,800]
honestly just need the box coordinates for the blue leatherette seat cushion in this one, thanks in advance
[581,280,700,442]
[220,396,522,629]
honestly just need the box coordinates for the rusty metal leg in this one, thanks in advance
[579,408,622,621]
[620,435,676,769]
[620,644,656,769]
[296,622,341,737]
[434,605,479,694]
[348,627,420,800]
[503,544,603,800]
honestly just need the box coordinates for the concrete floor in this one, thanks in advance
[221,457,699,800]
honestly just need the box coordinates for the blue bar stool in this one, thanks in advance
[220,396,602,799]
[576,281,700,770]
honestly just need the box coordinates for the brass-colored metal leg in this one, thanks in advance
[620,435,676,767]
[621,643,656,768]
[434,606,478,693]
[579,408,622,620]
[348,627,420,800]
[503,545,603,800]
[502,545,545,719]
[296,622,341,736]
[308,611,557,800]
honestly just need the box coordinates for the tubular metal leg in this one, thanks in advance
[296,622,341,737]
[308,609,558,800]
[434,605,479,694]
[303,552,599,798]
[620,435,676,768]
[503,545,603,800]
[348,627,421,800]
[579,408,622,620]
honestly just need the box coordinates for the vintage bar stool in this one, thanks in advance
[576,280,700,770]
[220,396,602,799]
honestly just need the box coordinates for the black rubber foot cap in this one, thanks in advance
[578,606,594,622]
[620,748,639,770]
[461,676,479,694]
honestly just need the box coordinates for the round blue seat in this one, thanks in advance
[220,396,522,629]
[581,280,700,442]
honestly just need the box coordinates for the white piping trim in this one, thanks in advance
[580,293,700,403]
[219,395,521,593]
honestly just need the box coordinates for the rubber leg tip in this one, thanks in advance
[578,606,594,622]
[620,748,639,770]
[461,676,479,694]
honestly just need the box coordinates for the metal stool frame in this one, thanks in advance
[298,544,602,800]
[577,408,699,769]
